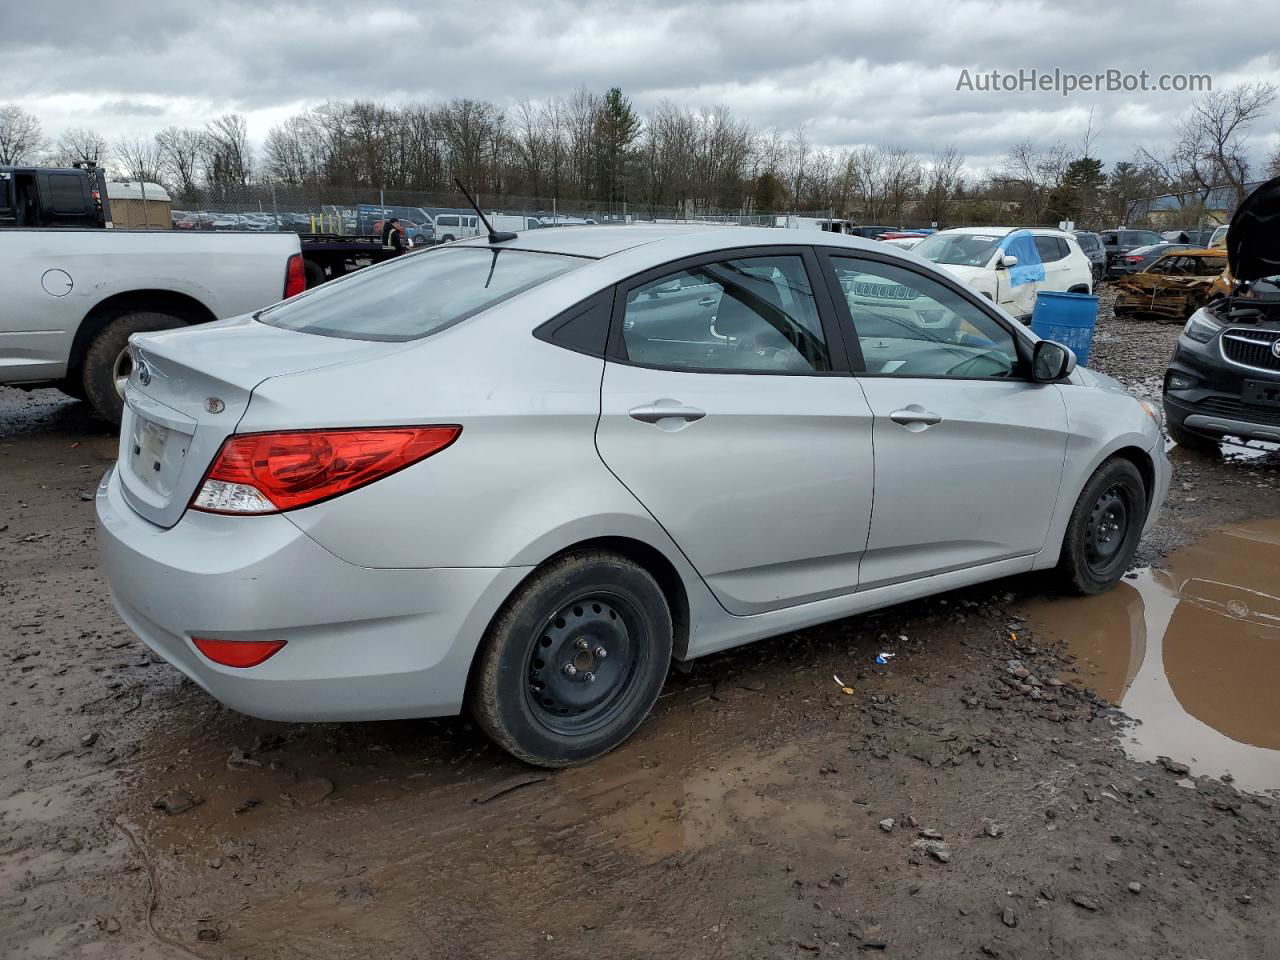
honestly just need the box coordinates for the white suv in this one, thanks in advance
[909,227,1093,322]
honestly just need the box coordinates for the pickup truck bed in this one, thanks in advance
[1,228,302,422]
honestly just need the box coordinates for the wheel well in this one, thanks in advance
[1107,446,1156,511]
[67,290,217,374]
[548,536,691,660]
[1067,283,1090,293]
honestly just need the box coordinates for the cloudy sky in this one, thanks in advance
[5,0,1278,173]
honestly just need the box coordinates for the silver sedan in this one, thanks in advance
[96,225,1170,766]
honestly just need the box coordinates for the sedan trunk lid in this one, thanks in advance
[118,316,399,528]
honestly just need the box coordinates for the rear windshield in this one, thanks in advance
[258,247,585,342]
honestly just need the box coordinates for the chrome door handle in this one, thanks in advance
[889,408,942,426]
[629,403,707,424]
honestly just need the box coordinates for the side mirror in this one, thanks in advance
[1032,339,1077,382]
[999,254,1019,269]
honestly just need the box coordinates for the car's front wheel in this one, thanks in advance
[470,550,673,767]
[1057,458,1147,595]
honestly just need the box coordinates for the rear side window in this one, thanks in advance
[437,215,458,227]
[259,247,584,342]
[620,255,829,373]
[46,173,87,214]
[1033,236,1068,262]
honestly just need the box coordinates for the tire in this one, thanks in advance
[470,550,673,767]
[1056,458,1148,595]
[303,258,326,289]
[81,311,186,424]
[1168,418,1219,453]
[55,377,87,402]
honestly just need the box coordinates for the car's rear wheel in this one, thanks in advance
[1057,458,1147,595]
[470,550,673,767]
[82,311,186,424]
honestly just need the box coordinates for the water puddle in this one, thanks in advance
[1022,519,1280,795]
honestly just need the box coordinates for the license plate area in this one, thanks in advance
[129,414,188,497]
[1243,380,1280,408]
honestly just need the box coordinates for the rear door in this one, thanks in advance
[1034,235,1075,291]
[822,251,1069,589]
[595,247,875,615]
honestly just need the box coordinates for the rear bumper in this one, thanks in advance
[95,465,529,721]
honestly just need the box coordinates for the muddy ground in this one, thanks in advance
[3,291,1279,959]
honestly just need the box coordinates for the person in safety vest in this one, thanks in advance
[380,217,408,256]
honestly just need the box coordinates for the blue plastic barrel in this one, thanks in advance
[1030,291,1099,366]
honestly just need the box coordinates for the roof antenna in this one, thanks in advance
[454,178,516,244]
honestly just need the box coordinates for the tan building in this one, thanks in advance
[106,180,171,229]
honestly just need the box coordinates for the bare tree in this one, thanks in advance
[1268,143,1280,180]
[56,127,106,166]
[0,103,46,164]
[923,145,966,225]
[113,135,166,184]
[204,113,252,186]
[155,126,205,196]
[1185,82,1277,202]
[998,140,1072,222]
[784,125,810,205]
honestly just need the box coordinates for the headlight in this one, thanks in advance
[1139,399,1163,428]
[1183,309,1222,343]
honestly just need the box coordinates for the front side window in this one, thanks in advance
[832,256,1020,379]
[259,247,584,342]
[620,255,829,373]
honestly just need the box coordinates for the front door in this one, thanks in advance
[825,252,1070,589]
[595,250,875,615]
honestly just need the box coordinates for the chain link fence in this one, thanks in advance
[136,181,845,237]
[117,179,1079,238]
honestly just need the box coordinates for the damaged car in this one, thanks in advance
[1163,176,1280,449]
[1113,248,1228,323]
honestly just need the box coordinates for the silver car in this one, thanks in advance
[96,225,1171,766]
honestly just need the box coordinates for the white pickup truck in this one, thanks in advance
[1,229,302,421]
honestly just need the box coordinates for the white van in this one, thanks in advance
[432,213,481,242]
[488,214,542,233]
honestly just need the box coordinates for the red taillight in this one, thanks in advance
[284,253,306,298]
[193,636,286,668]
[191,426,461,514]
[1125,255,1143,263]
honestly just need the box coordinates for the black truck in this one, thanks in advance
[0,162,111,228]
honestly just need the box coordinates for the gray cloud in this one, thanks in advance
[5,0,1278,170]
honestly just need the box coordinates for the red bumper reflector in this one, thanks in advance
[192,636,287,668]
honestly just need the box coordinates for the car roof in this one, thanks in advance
[932,226,1072,239]
[451,224,892,260]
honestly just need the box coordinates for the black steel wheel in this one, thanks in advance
[1057,457,1147,595]
[1084,484,1131,577]
[524,593,650,736]
[471,551,673,767]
